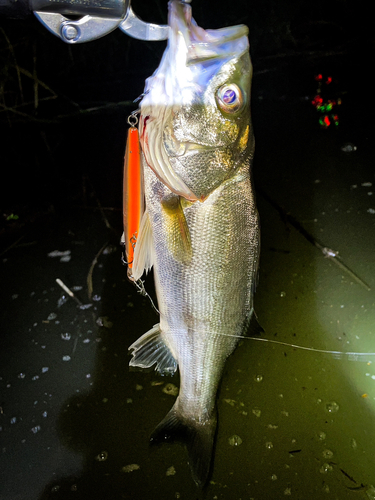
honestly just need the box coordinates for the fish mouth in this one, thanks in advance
[139,0,249,201]
[169,0,249,64]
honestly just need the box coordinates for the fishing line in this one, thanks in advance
[216,331,375,361]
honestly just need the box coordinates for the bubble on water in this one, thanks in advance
[92,295,101,302]
[322,484,330,493]
[322,449,333,459]
[32,375,39,381]
[10,417,17,424]
[47,313,57,321]
[51,485,60,492]
[254,374,263,382]
[228,435,242,446]
[284,487,291,496]
[265,441,273,450]
[18,373,25,379]
[95,451,108,462]
[31,425,41,434]
[122,463,140,473]
[366,486,375,499]
[270,474,277,481]
[166,466,176,476]
[12,294,19,300]
[62,355,71,361]
[325,401,339,413]
[71,484,77,492]
[41,367,49,373]
[280,291,286,297]
[320,463,333,473]
[351,438,357,449]
[317,431,326,441]
[163,383,178,396]
[61,333,71,341]
[42,411,48,418]
[82,338,90,343]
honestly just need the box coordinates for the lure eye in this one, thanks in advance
[216,84,244,113]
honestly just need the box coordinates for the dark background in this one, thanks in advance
[0,0,373,226]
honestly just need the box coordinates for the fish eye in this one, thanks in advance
[216,84,244,113]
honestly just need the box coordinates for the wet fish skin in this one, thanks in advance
[128,0,259,487]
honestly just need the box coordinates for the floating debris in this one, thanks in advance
[62,355,71,362]
[95,451,108,462]
[61,333,71,341]
[252,408,261,418]
[325,401,339,413]
[96,316,113,328]
[31,425,41,434]
[47,313,57,321]
[163,383,179,397]
[122,463,140,473]
[341,143,357,153]
[56,279,83,306]
[320,463,333,473]
[322,449,334,459]
[228,435,242,446]
[166,466,176,476]
[48,250,71,259]
[223,399,236,406]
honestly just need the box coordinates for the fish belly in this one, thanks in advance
[144,157,259,415]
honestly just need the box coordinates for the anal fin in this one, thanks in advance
[129,323,177,376]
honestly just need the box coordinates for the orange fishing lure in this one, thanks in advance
[123,124,144,278]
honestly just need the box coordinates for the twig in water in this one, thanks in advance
[257,188,371,291]
[56,278,83,306]
[83,175,114,231]
[87,242,108,300]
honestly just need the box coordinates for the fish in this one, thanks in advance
[127,0,260,487]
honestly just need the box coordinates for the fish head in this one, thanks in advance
[139,0,253,202]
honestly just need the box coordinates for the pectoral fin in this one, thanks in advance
[129,323,177,376]
[161,194,192,264]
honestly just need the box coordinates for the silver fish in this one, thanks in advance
[128,0,260,487]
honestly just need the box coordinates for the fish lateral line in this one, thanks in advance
[162,330,375,360]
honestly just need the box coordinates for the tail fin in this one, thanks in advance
[150,404,217,488]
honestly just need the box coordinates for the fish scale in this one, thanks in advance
[128,0,260,487]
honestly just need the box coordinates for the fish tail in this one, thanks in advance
[150,404,217,488]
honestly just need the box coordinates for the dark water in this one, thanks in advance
[1,10,375,500]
